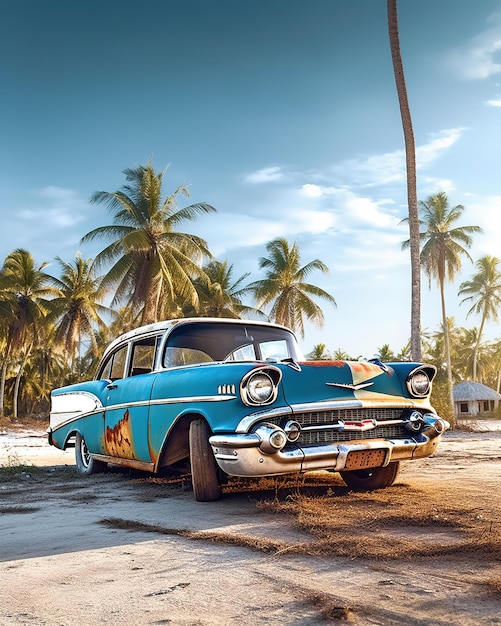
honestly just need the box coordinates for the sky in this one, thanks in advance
[2,0,501,358]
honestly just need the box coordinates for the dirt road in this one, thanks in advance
[1,423,500,625]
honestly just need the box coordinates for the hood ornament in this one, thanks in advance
[326,382,374,390]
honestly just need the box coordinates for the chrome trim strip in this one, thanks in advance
[50,395,237,431]
[289,399,416,413]
[326,382,374,390]
[235,406,293,433]
[290,399,364,412]
[104,395,236,413]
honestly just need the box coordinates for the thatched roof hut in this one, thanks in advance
[453,382,501,418]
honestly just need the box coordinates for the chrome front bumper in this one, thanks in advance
[209,421,448,477]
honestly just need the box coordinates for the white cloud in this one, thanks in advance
[195,204,338,258]
[0,186,89,263]
[335,150,405,186]
[343,194,399,229]
[447,12,501,80]
[300,183,323,198]
[244,166,284,184]
[416,128,466,168]
[462,194,501,259]
[339,236,407,272]
[300,184,401,230]
[419,176,456,196]
[333,128,465,187]
[486,98,501,107]
[21,186,87,228]
[38,186,79,202]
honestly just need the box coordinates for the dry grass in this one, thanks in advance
[0,415,49,432]
[481,576,501,595]
[95,467,501,570]
[99,516,291,554]
[255,478,501,564]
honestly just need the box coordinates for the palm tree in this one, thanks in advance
[187,259,262,319]
[387,0,421,361]
[458,255,501,381]
[412,192,482,418]
[0,249,57,417]
[107,305,143,339]
[46,254,112,371]
[306,343,331,360]
[396,341,411,361]
[375,344,396,361]
[453,326,492,383]
[81,163,217,325]
[29,324,68,409]
[486,339,501,395]
[332,348,357,361]
[248,238,336,338]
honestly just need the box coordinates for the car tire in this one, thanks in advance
[340,461,399,491]
[75,432,106,475]
[189,419,222,502]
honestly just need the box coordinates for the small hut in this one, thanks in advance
[453,381,501,419]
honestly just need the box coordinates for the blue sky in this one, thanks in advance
[2,0,501,357]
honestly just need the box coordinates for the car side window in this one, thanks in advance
[129,335,159,376]
[99,345,128,381]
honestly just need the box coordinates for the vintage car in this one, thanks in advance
[48,317,449,501]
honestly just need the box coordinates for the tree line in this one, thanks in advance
[1,164,499,422]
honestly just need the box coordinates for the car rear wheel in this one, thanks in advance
[189,419,222,502]
[340,461,399,490]
[75,433,106,475]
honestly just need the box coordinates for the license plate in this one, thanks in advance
[345,449,386,470]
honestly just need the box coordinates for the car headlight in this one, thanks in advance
[407,368,432,397]
[240,367,281,406]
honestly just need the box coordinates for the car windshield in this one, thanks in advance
[162,322,302,367]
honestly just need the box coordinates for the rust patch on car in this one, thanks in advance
[349,362,382,374]
[104,410,136,459]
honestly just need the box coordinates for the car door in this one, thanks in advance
[102,334,160,466]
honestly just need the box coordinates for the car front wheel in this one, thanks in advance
[340,461,399,490]
[189,419,222,502]
[75,433,106,475]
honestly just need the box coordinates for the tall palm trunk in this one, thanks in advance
[439,281,454,421]
[472,315,486,382]
[13,346,31,419]
[387,0,422,361]
[142,279,163,325]
[0,359,7,416]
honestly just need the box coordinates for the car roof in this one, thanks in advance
[102,317,294,358]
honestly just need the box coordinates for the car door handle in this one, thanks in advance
[106,383,118,389]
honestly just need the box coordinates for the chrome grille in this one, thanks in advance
[294,407,404,425]
[297,423,407,446]
[262,407,408,446]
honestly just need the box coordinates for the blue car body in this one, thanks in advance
[48,318,449,501]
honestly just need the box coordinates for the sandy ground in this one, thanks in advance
[0,421,500,625]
